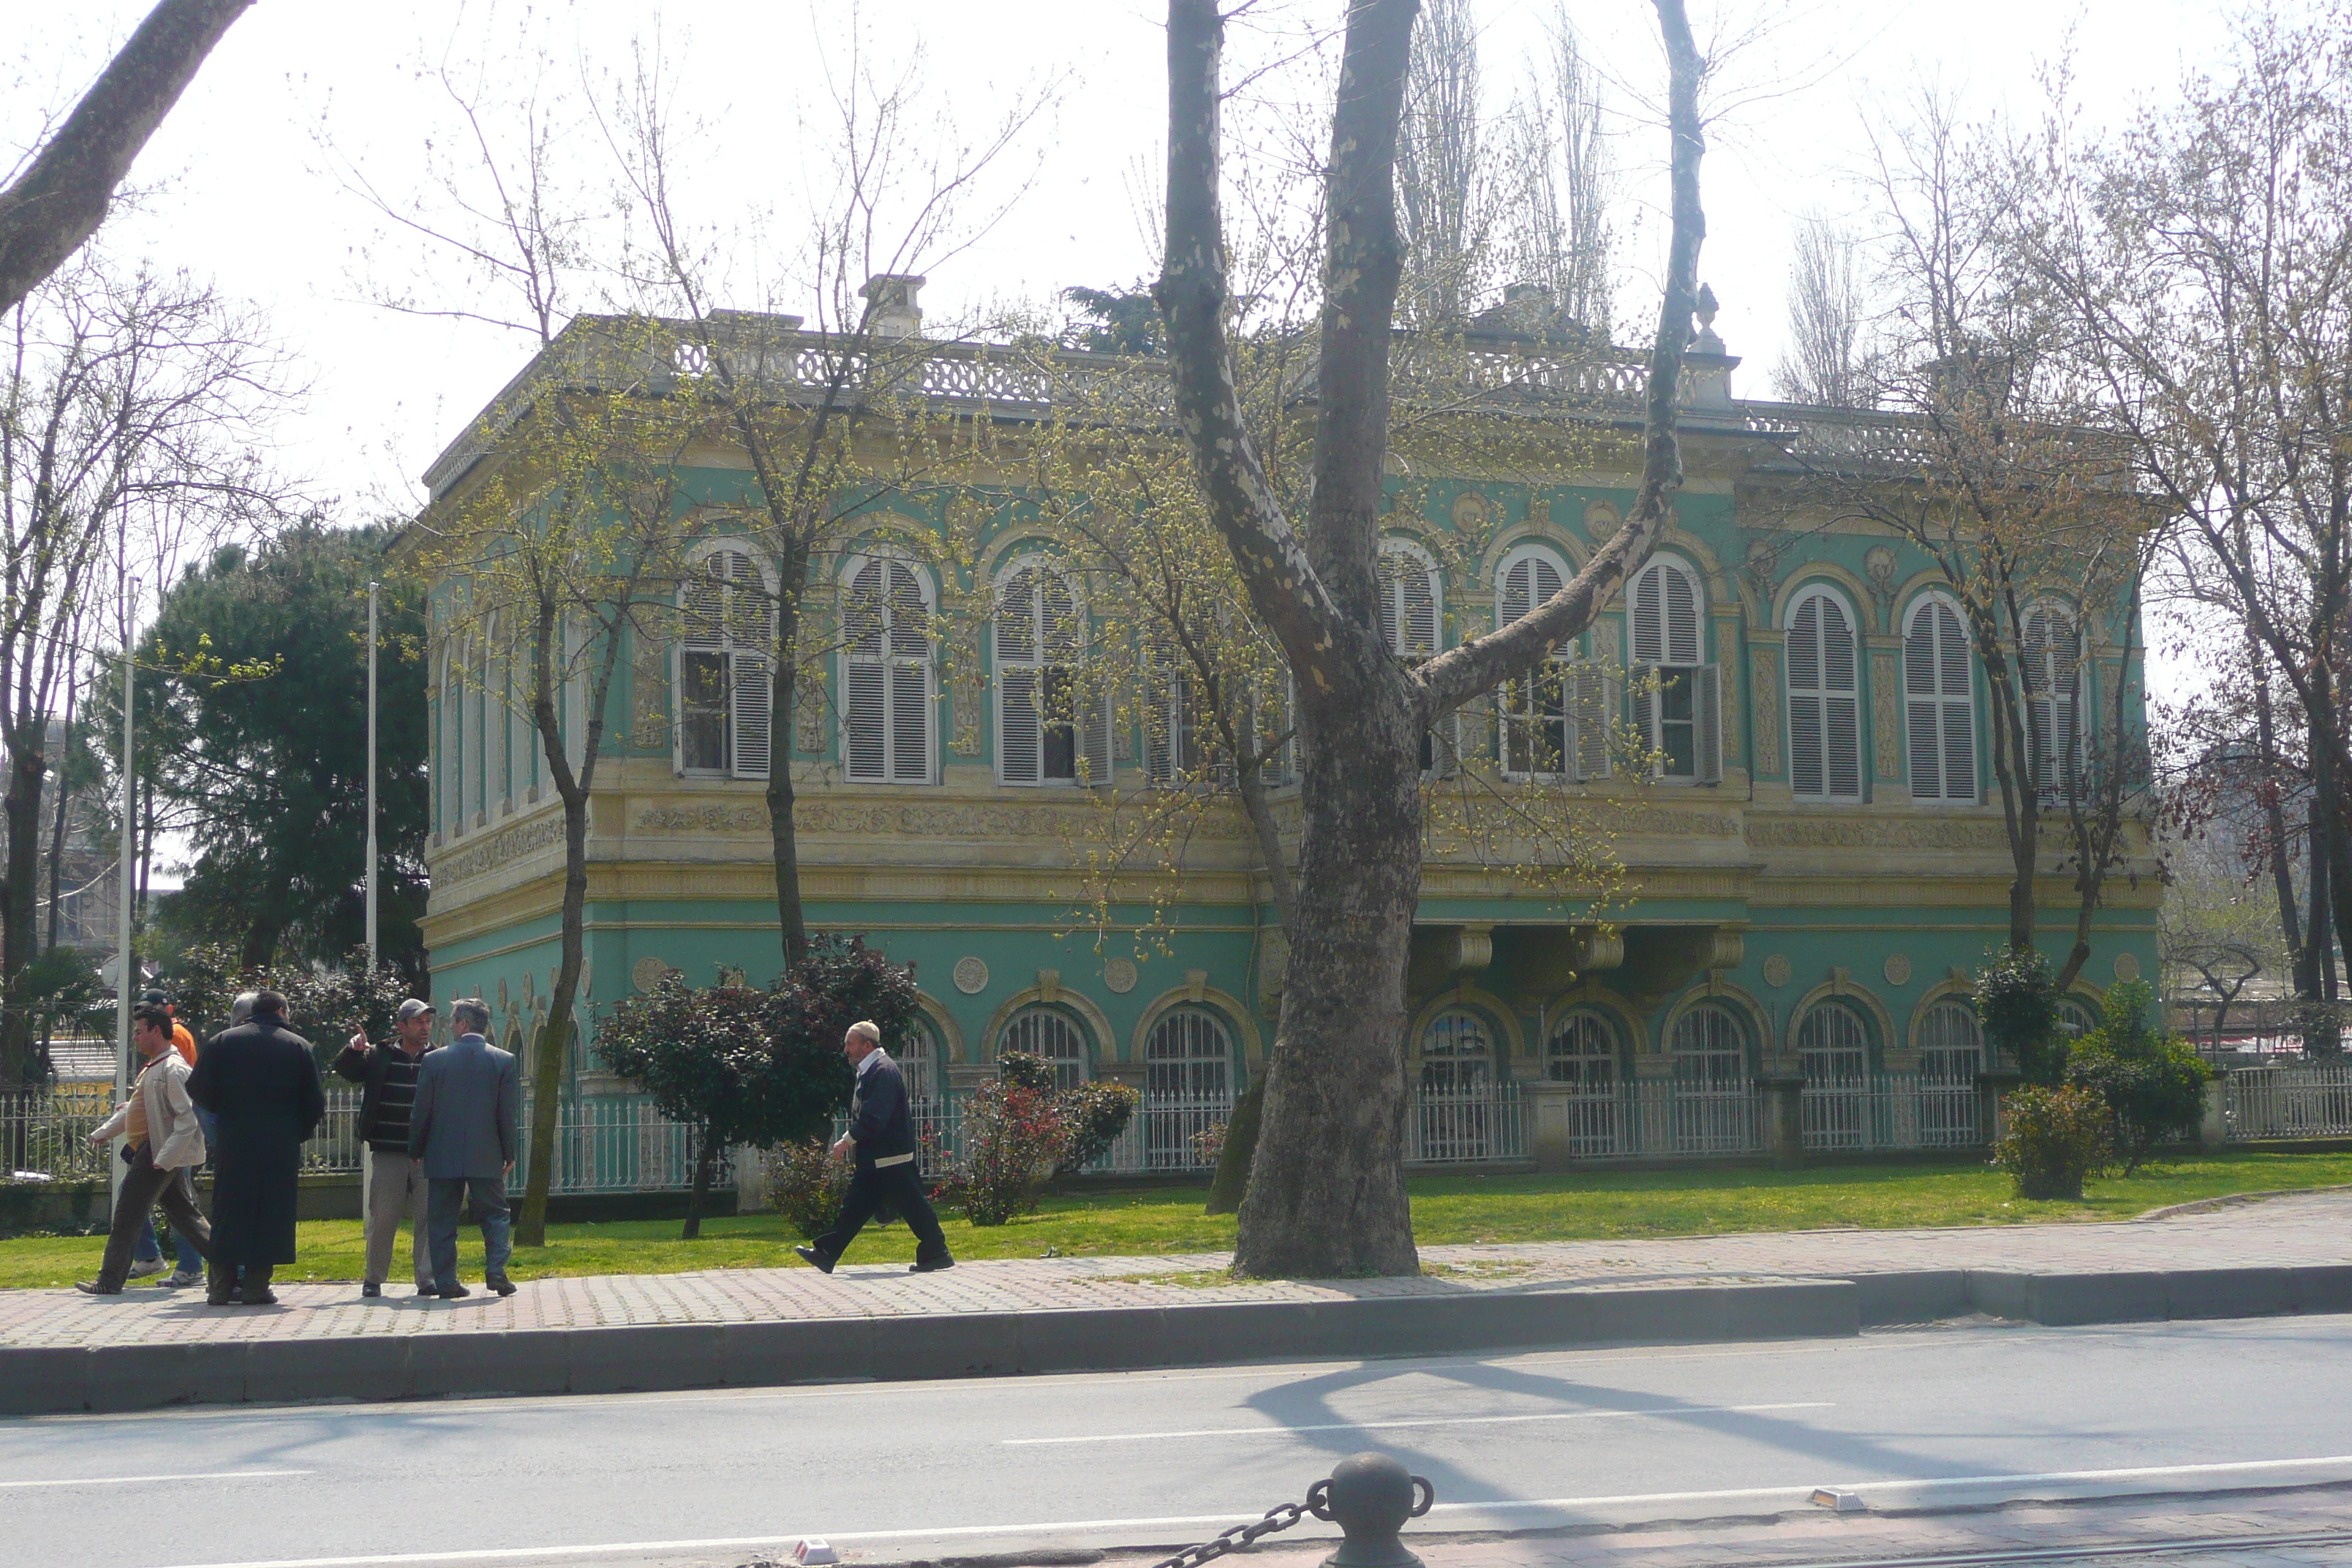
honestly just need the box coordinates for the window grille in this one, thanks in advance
[1905,597,1978,803]
[998,1006,1092,1089]
[1798,1000,1871,1149]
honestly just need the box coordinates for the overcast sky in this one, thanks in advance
[9,0,2242,512]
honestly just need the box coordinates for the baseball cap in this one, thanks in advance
[141,988,171,1006]
[396,998,437,1022]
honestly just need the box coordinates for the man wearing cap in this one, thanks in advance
[794,1021,954,1276]
[129,988,207,1287]
[337,1000,440,1300]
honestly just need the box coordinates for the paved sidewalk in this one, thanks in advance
[7,1189,2351,1350]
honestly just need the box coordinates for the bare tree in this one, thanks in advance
[1771,213,1866,405]
[1504,4,1614,334]
[0,255,290,1088]
[1395,0,1490,327]
[1155,0,1708,1276]
[0,0,253,317]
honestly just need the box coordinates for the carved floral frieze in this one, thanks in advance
[435,813,569,884]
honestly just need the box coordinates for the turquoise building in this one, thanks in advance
[410,293,2157,1171]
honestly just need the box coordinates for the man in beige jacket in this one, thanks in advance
[78,1004,214,1295]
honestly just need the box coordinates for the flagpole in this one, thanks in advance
[365,581,379,971]
[110,583,138,1210]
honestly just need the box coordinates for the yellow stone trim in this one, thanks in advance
[1128,985,1264,1070]
[1783,973,1899,1065]
[1534,983,1652,1058]
[1659,981,1773,1062]
[980,982,1121,1066]
[912,991,968,1063]
[1409,984,1528,1064]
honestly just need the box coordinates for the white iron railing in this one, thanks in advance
[1408,1081,1528,1165]
[2225,1063,2352,1140]
[1801,1074,1983,1153]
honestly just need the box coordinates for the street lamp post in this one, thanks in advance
[365,581,378,970]
[109,583,138,1210]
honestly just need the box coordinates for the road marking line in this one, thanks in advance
[0,1469,312,1490]
[135,1453,2352,1568]
[1003,1399,1834,1444]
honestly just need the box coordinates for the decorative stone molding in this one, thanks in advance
[790,798,1251,842]
[435,812,568,884]
[635,803,769,835]
[1871,649,1903,780]
[1452,490,1493,535]
[631,957,676,992]
[1863,544,1900,626]
[1883,953,1913,987]
[1036,968,1063,1003]
[2113,951,2142,982]
[950,671,984,755]
[1583,500,1621,543]
[952,957,989,995]
[1749,642,1784,778]
[1103,957,1138,994]
[793,669,829,756]
[1747,817,2008,851]
[1763,953,1793,988]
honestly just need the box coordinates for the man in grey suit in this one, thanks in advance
[407,999,520,1299]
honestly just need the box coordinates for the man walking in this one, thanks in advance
[188,990,325,1306]
[795,1021,954,1275]
[407,999,519,1300]
[75,1005,212,1295]
[129,987,206,1287]
[337,999,438,1299]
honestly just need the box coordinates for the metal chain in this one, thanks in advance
[1147,1497,1314,1568]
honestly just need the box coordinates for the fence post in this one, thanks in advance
[734,1145,770,1212]
[1525,1081,1575,1172]
[1755,1073,1806,1166]
[2199,1072,2229,1149]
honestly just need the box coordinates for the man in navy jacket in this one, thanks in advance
[796,1021,954,1275]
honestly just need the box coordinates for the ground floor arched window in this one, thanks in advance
[998,1006,1092,1090]
[1917,1000,1983,1144]
[1545,1009,1623,1154]
[1667,1001,1750,1153]
[1798,999,1872,1149]
[1416,1009,1496,1161]
[1144,1006,1235,1169]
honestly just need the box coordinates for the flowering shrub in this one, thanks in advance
[1191,1119,1229,1169]
[1058,1080,1142,1172]
[2064,981,2211,1173]
[767,1137,852,1240]
[1992,1085,2113,1200]
[937,1076,1070,1226]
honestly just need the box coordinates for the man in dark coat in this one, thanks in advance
[796,1021,954,1275]
[187,989,325,1305]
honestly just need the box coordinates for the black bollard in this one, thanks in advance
[1309,1452,1435,1568]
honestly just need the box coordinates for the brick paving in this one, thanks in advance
[7,1189,2350,1352]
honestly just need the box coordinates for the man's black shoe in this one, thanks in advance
[909,1256,955,1273]
[239,1288,279,1306]
[361,1282,382,1299]
[794,1245,834,1275]
[486,1275,517,1297]
[436,1283,472,1299]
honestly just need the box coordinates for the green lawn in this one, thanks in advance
[5,1150,2345,1291]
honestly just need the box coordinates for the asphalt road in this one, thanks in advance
[8,1314,2352,1568]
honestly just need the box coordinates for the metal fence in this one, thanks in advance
[2225,1062,2352,1140]
[1801,1074,1984,1153]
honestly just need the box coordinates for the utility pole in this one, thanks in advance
[109,583,138,1209]
[365,581,379,971]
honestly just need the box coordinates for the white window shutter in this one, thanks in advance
[1937,604,1975,802]
[730,653,772,780]
[998,666,1041,785]
[1403,565,1437,656]
[1571,663,1613,780]
[889,661,930,783]
[1143,649,1175,786]
[1080,676,1115,786]
[1822,598,1861,800]
[1666,568,1700,666]
[1696,663,1722,784]
[1631,570,1664,665]
[1632,662,1659,775]
[845,659,886,781]
[1500,559,1532,626]
[1905,607,1943,801]
[1787,598,1824,799]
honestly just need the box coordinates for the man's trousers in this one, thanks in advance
[96,1147,211,1292]
[363,1146,433,1290]
[810,1161,950,1266]
[426,1174,513,1290]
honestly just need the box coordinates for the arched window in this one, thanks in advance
[676,544,776,780]
[998,1006,1092,1089]
[1498,545,1610,781]
[1145,1006,1235,1169]
[2021,603,2080,800]
[1670,1001,1746,1086]
[1917,999,1983,1145]
[1145,1007,1234,1101]
[996,557,1110,786]
[841,554,936,785]
[1419,1009,1493,1093]
[2057,996,2099,1042]
[897,1019,940,1109]
[1786,587,1862,802]
[1905,596,1977,804]
[1669,1001,1749,1153]
[1629,556,1719,783]
[1546,1009,1623,1155]
[1797,1000,1872,1149]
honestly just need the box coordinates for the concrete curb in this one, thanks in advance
[7,1263,2347,1417]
